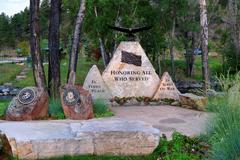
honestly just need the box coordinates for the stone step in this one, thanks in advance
[18,72,28,76]
[22,68,30,72]
[0,118,160,159]
[3,83,12,86]
[16,75,27,80]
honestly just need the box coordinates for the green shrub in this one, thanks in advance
[16,41,30,56]
[48,98,65,119]
[154,132,208,160]
[93,99,113,118]
[206,73,240,160]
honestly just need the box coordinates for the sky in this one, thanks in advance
[0,0,29,16]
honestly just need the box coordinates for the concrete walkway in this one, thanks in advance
[112,105,212,138]
[0,57,26,64]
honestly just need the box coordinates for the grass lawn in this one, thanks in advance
[12,57,103,87]
[0,63,24,85]
[0,57,103,88]
[11,57,104,88]
[0,100,9,118]
[39,155,157,160]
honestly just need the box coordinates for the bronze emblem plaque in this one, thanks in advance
[18,87,36,105]
[63,87,81,106]
[121,50,142,66]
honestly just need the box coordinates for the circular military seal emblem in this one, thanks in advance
[18,87,36,105]
[63,87,81,106]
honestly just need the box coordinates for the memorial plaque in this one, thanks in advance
[18,88,36,105]
[121,50,142,66]
[153,72,180,100]
[63,87,80,106]
[83,65,112,100]
[102,42,160,98]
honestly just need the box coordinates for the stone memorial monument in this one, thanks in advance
[153,72,180,101]
[60,84,93,120]
[102,41,160,98]
[5,87,48,120]
[83,65,112,100]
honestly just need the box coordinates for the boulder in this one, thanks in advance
[6,87,48,121]
[9,88,21,96]
[171,101,180,106]
[153,72,180,101]
[102,41,160,98]
[175,80,203,93]
[0,118,160,159]
[60,84,93,120]
[179,93,207,111]
[206,89,218,97]
[83,65,112,100]
[0,130,12,159]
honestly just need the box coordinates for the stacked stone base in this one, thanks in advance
[0,118,160,159]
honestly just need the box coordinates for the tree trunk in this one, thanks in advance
[67,0,86,85]
[162,48,166,66]
[185,32,196,77]
[30,0,47,90]
[94,5,109,67]
[48,0,61,99]
[170,16,176,80]
[190,32,197,76]
[228,0,240,57]
[99,38,108,68]
[185,42,190,76]
[199,0,209,92]
[158,52,162,77]
[152,50,156,63]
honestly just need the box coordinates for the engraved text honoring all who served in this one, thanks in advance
[63,87,81,106]
[18,88,36,105]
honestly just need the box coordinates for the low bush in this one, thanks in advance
[48,98,114,119]
[93,99,113,118]
[48,98,65,119]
